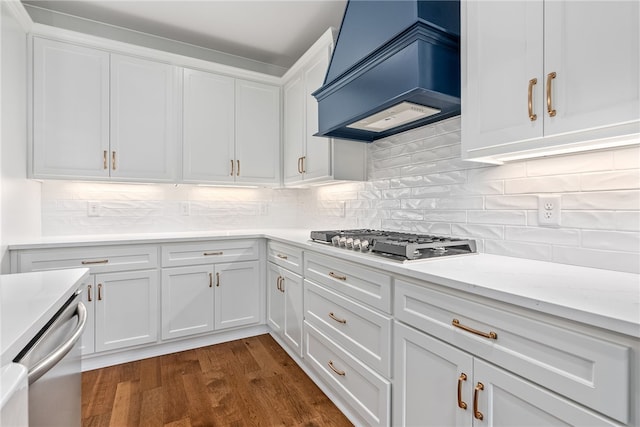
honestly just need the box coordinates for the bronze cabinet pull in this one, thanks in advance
[473,382,484,420]
[111,151,116,170]
[230,159,234,176]
[328,312,347,324]
[236,160,240,176]
[528,78,538,121]
[203,251,223,256]
[328,271,347,281]
[97,283,103,301]
[216,272,220,287]
[280,277,285,292]
[457,373,468,410]
[328,360,346,376]
[103,150,108,169]
[81,259,109,265]
[276,276,281,291]
[452,319,497,340]
[301,156,306,173]
[276,254,288,260]
[297,157,302,174]
[546,72,557,117]
[209,272,213,288]
[87,284,93,302]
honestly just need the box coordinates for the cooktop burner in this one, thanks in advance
[310,229,477,262]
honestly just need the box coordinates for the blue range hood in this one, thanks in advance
[313,0,460,142]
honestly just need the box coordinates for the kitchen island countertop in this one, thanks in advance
[8,229,640,338]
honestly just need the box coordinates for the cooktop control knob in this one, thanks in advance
[339,237,347,247]
[360,240,370,251]
[331,236,340,246]
[345,237,354,248]
[353,239,361,250]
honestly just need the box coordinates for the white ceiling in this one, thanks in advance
[22,0,347,69]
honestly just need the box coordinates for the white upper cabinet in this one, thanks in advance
[110,54,178,181]
[235,79,280,185]
[462,0,640,163]
[32,38,110,179]
[283,29,366,186]
[182,72,280,186]
[182,69,236,183]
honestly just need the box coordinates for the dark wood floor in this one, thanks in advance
[82,334,353,427]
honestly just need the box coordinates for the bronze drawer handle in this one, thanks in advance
[457,373,468,410]
[203,251,223,256]
[328,312,347,324]
[81,259,109,265]
[87,284,93,302]
[528,78,537,121]
[328,271,347,281]
[97,283,103,301]
[452,319,497,340]
[328,360,345,376]
[276,254,288,260]
[546,72,557,117]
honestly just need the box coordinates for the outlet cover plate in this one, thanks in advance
[538,195,561,227]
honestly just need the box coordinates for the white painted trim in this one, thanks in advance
[81,324,268,371]
[281,27,336,82]
[2,0,33,32]
[30,23,282,86]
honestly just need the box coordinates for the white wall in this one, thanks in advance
[1,1,41,273]
[40,118,640,274]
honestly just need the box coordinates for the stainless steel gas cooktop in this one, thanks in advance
[310,229,477,262]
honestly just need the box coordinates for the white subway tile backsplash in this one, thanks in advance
[484,240,552,262]
[581,230,640,253]
[505,226,580,246]
[41,123,640,274]
[526,150,613,177]
[552,246,640,274]
[505,175,581,194]
[580,170,640,191]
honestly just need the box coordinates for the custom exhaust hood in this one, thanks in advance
[313,0,461,142]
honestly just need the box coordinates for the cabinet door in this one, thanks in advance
[235,80,280,185]
[283,74,305,184]
[182,69,235,183]
[32,38,110,179]
[161,265,214,340]
[214,261,260,330]
[544,1,639,137]
[462,0,544,152]
[281,268,304,358]
[393,322,473,427]
[474,359,621,427]
[110,54,177,182]
[303,46,333,182]
[95,270,159,352]
[80,276,96,355]
[267,263,284,334]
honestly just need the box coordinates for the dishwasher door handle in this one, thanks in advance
[26,301,87,385]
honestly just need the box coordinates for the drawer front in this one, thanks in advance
[304,322,390,427]
[15,245,158,273]
[304,280,392,377]
[161,240,259,267]
[267,241,303,274]
[304,252,392,313]
[395,279,631,424]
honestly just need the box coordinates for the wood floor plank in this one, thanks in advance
[83,334,353,427]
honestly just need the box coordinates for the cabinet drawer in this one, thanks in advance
[15,245,158,273]
[304,280,391,377]
[267,241,303,274]
[395,279,631,424]
[304,252,392,313]
[304,322,390,426]
[161,240,259,267]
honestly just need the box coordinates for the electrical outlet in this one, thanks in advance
[87,201,101,217]
[180,201,190,216]
[538,195,561,227]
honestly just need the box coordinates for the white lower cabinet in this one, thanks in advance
[267,262,304,357]
[305,322,390,426]
[161,260,260,339]
[94,270,159,352]
[394,321,621,427]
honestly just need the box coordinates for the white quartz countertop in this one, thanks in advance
[0,268,89,365]
[8,229,640,338]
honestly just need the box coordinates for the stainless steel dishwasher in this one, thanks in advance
[14,289,87,426]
